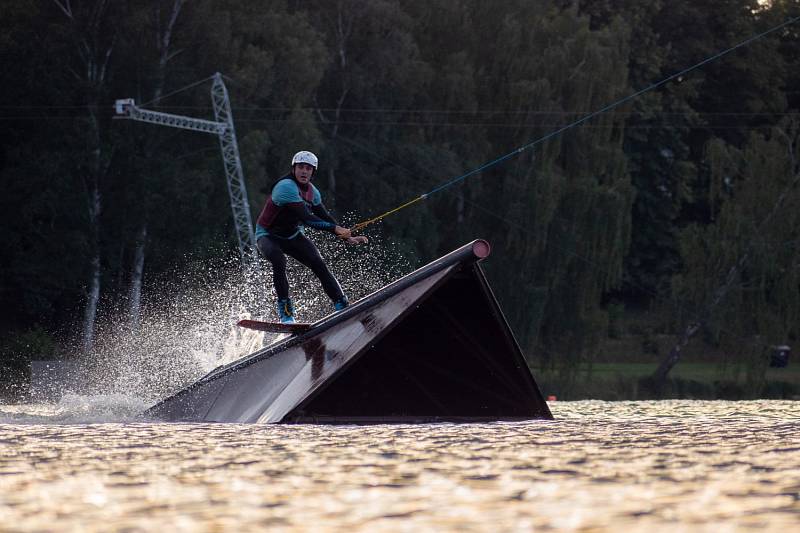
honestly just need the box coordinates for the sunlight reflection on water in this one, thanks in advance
[0,400,798,531]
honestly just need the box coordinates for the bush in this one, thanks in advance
[607,302,625,339]
[0,327,56,367]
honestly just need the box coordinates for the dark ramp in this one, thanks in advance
[144,240,553,423]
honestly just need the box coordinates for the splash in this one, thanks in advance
[25,234,410,422]
[0,393,151,424]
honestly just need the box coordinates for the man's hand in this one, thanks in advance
[345,235,369,245]
[334,226,352,239]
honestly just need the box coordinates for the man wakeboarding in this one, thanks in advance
[255,150,367,324]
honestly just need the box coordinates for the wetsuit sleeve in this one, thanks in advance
[282,203,337,232]
[311,202,338,226]
[272,180,336,232]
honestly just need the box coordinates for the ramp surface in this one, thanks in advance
[144,240,553,423]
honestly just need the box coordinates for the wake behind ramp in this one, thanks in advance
[144,239,554,423]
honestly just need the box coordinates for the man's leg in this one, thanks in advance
[256,236,289,299]
[283,234,345,303]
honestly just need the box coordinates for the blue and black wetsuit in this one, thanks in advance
[255,175,345,302]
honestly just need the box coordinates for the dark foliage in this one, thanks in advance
[0,0,797,384]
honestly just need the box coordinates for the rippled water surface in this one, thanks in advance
[0,400,798,531]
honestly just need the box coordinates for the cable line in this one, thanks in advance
[352,14,800,233]
[139,75,215,107]
[332,132,787,356]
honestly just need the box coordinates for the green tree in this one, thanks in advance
[656,118,800,388]
[308,0,440,258]
[444,3,634,376]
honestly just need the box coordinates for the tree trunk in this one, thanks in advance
[651,322,700,387]
[128,223,147,330]
[82,255,101,354]
[80,107,106,353]
[55,0,116,353]
[124,0,184,330]
[82,188,102,354]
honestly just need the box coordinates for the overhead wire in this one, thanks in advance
[138,75,216,107]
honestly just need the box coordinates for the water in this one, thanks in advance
[4,245,798,530]
[1,400,798,531]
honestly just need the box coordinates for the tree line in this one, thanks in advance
[1,0,798,389]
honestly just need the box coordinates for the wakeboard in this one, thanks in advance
[236,319,313,334]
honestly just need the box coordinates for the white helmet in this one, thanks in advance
[291,150,318,169]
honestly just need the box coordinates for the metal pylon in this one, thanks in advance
[114,72,257,268]
[211,73,256,262]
